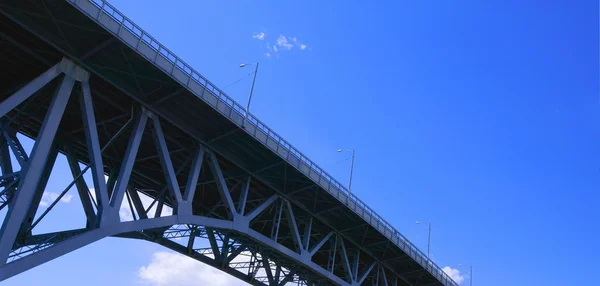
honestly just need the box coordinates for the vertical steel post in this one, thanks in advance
[348,149,355,193]
[427,222,431,258]
[109,110,148,218]
[470,265,473,286]
[243,62,259,128]
[80,80,109,225]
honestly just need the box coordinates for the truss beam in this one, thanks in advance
[0,58,425,286]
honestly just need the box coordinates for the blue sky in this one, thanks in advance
[1,0,598,285]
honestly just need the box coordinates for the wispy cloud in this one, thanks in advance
[252,32,308,58]
[252,32,265,40]
[276,35,294,50]
[39,191,73,207]
[442,267,465,284]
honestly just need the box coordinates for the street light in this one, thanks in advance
[337,149,355,193]
[239,62,259,127]
[415,221,431,258]
[458,264,473,286]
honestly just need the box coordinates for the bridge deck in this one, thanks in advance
[0,0,455,285]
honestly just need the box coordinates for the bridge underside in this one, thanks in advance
[0,0,451,285]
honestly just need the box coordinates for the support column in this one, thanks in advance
[284,200,302,254]
[237,176,250,216]
[151,116,183,213]
[183,145,205,203]
[303,217,313,253]
[352,249,360,282]
[79,80,109,226]
[328,235,337,273]
[108,109,148,221]
[337,237,353,284]
[207,152,236,219]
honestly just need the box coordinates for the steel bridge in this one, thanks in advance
[0,0,458,285]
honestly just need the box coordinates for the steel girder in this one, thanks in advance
[0,59,410,285]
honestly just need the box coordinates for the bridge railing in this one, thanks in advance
[70,1,458,285]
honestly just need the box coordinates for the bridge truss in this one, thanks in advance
[0,59,402,285]
[0,0,458,285]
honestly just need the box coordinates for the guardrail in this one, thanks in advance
[67,0,459,284]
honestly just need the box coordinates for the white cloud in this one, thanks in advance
[39,191,73,207]
[252,32,265,40]
[442,267,465,284]
[138,251,247,286]
[276,35,293,50]
[258,35,308,57]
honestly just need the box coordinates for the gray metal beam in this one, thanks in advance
[207,151,236,219]
[0,74,75,265]
[245,195,277,222]
[220,235,230,267]
[284,200,303,254]
[352,249,360,281]
[108,110,148,219]
[302,217,313,253]
[151,116,184,211]
[337,237,354,284]
[80,80,110,225]
[309,232,333,257]
[186,228,197,254]
[0,61,62,119]
[106,167,118,199]
[19,143,59,237]
[237,176,251,216]
[128,189,148,220]
[380,266,389,286]
[262,255,275,285]
[357,262,375,285]
[183,145,204,202]
[206,228,222,261]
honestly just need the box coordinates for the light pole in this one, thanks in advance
[458,264,473,286]
[337,149,355,193]
[239,62,259,127]
[415,221,431,258]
